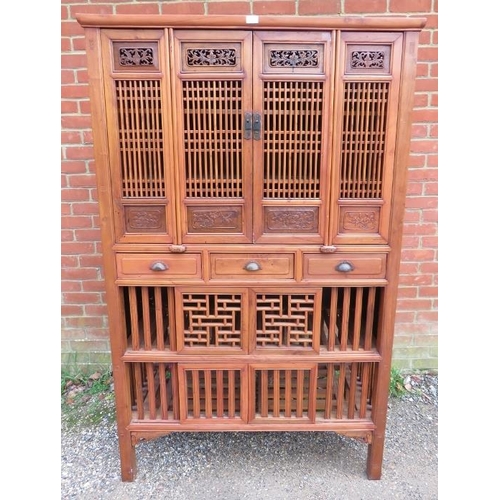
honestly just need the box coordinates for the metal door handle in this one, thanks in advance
[150,261,169,272]
[335,261,354,273]
[253,112,261,140]
[244,261,261,272]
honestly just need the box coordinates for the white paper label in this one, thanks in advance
[246,15,259,24]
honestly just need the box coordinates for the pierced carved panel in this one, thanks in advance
[180,42,242,72]
[112,42,159,72]
[269,49,319,68]
[345,44,391,74]
[263,43,325,74]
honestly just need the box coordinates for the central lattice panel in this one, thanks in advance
[176,289,248,353]
[179,365,247,422]
[182,79,243,198]
[254,290,321,352]
[340,81,389,199]
[115,79,165,199]
[262,80,323,199]
[250,365,316,422]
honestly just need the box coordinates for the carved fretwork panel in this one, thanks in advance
[176,289,248,353]
[112,41,159,72]
[253,289,321,352]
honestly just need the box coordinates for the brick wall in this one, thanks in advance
[61,0,438,374]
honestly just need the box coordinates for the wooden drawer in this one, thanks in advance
[116,253,202,280]
[210,253,295,280]
[302,253,386,280]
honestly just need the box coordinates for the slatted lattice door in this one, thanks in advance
[252,31,333,244]
[100,29,176,244]
[331,32,403,245]
[172,31,253,244]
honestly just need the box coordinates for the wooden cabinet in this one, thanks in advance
[77,14,425,481]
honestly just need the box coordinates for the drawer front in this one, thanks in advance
[210,253,294,280]
[116,253,202,279]
[302,253,386,279]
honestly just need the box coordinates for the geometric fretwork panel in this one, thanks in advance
[256,292,318,349]
[181,293,242,348]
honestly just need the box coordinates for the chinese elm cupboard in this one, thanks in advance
[76,14,425,481]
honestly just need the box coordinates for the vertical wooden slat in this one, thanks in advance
[340,288,351,350]
[142,287,152,349]
[228,370,236,418]
[134,363,144,419]
[204,370,212,418]
[146,362,156,419]
[347,363,358,419]
[129,287,140,350]
[296,369,304,418]
[273,370,280,417]
[159,363,169,420]
[364,287,376,350]
[284,369,292,417]
[261,369,268,417]
[324,364,333,419]
[192,370,200,418]
[216,370,224,417]
[359,363,370,418]
[336,364,346,419]
[328,288,338,351]
[154,287,164,350]
[352,287,363,351]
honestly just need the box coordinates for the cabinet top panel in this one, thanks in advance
[76,14,426,31]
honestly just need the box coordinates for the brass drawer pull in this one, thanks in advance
[335,261,355,273]
[244,261,261,272]
[150,261,169,272]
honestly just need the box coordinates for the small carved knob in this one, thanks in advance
[335,261,354,273]
[244,261,261,272]
[320,245,337,254]
[169,245,186,253]
[150,261,169,272]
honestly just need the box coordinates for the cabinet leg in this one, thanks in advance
[118,431,137,482]
[366,433,384,480]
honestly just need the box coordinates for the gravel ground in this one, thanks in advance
[61,373,438,500]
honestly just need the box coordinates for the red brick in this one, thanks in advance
[415,77,437,92]
[61,37,71,52]
[64,146,95,161]
[401,249,435,262]
[422,236,437,248]
[65,317,104,328]
[62,216,93,229]
[62,161,88,174]
[399,262,419,274]
[396,299,433,312]
[67,174,97,187]
[390,0,431,12]
[405,182,422,196]
[62,268,99,280]
[72,202,99,215]
[62,101,79,114]
[75,229,102,241]
[421,210,438,223]
[85,305,109,317]
[404,196,437,209]
[413,93,428,108]
[430,63,438,77]
[416,63,429,77]
[397,287,417,298]
[208,2,250,15]
[62,53,88,69]
[116,4,160,14]
[62,230,74,242]
[418,30,431,45]
[61,20,84,37]
[62,131,82,145]
[412,108,438,122]
[418,46,438,62]
[63,292,102,304]
[429,124,437,137]
[161,2,205,15]
[61,85,90,99]
[80,255,105,268]
[61,69,76,85]
[79,100,92,115]
[62,305,84,316]
[254,1,296,15]
[399,274,433,286]
[395,311,416,323]
[298,0,341,15]
[416,311,438,322]
[403,223,437,236]
[72,37,87,52]
[61,242,96,255]
[82,280,106,292]
[344,0,387,14]
[410,140,437,153]
[408,154,425,167]
[62,281,82,292]
[76,69,89,84]
[62,115,92,130]
[423,182,437,195]
[411,124,427,138]
[61,188,91,202]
